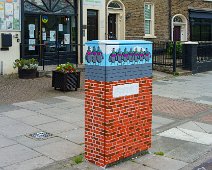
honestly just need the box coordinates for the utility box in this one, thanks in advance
[85,40,153,168]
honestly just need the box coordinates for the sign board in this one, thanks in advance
[83,0,103,6]
[0,0,20,31]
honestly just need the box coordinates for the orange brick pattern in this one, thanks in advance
[85,78,152,167]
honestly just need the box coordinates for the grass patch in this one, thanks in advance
[154,152,164,156]
[72,154,84,164]
[173,72,180,76]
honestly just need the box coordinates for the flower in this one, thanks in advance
[56,62,76,73]
[13,58,39,70]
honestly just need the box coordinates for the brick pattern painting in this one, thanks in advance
[85,78,152,167]
[85,40,152,168]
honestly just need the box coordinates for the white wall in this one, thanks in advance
[0,31,21,75]
[79,0,106,64]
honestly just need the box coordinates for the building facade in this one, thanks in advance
[0,0,212,74]
[0,0,106,75]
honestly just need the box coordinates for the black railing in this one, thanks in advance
[197,42,212,62]
[153,41,183,72]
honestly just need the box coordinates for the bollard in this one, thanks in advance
[85,40,153,168]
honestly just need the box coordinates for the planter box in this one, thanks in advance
[18,69,37,79]
[52,71,80,91]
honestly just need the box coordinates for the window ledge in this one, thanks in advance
[143,35,157,39]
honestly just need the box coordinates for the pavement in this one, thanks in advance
[0,71,211,170]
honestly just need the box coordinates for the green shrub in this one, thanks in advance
[167,42,182,57]
[73,154,84,164]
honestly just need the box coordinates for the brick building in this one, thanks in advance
[106,0,212,41]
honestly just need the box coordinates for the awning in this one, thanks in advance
[190,9,212,19]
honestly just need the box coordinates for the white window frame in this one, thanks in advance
[144,3,156,38]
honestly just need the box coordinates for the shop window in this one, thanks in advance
[144,3,154,37]
[191,18,212,41]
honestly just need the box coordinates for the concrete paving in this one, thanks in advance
[0,95,211,170]
[0,71,211,170]
[153,71,212,105]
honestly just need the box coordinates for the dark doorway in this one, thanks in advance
[22,0,78,65]
[173,26,181,41]
[108,14,117,40]
[87,10,98,41]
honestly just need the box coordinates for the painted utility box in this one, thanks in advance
[85,40,153,168]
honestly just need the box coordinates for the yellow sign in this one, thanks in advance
[42,16,48,23]
[0,2,4,10]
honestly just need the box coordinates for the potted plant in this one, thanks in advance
[13,58,38,79]
[52,63,80,91]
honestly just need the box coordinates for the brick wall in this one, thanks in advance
[106,0,212,41]
[171,0,212,40]
[85,77,152,167]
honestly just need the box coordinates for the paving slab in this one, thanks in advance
[158,128,212,145]
[54,112,84,124]
[165,142,211,163]
[14,135,63,149]
[0,105,21,113]
[35,121,79,134]
[18,114,57,126]
[152,123,164,129]
[36,98,67,105]
[58,128,84,145]
[49,102,82,110]
[73,121,85,128]
[0,123,39,138]
[152,115,174,125]
[194,96,212,105]
[149,136,187,154]
[2,156,54,170]
[178,121,212,134]
[54,96,84,105]
[153,72,212,105]
[0,115,21,128]
[13,101,53,111]
[0,135,17,148]
[134,154,188,170]
[0,144,41,167]
[37,107,71,117]
[1,109,38,119]
[34,140,83,161]
[108,162,155,170]
[72,162,104,170]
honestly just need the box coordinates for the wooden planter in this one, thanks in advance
[18,69,37,79]
[52,71,80,91]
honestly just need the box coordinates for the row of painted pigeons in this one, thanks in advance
[85,46,151,64]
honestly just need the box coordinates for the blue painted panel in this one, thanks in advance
[85,40,152,67]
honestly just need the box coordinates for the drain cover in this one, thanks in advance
[28,132,53,140]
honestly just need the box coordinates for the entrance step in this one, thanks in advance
[176,68,192,76]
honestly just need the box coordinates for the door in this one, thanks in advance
[173,26,181,41]
[24,15,40,60]
[24,14,75,65]
[87,10,98,41]
[41,15,72,65]
[108,14,117,40]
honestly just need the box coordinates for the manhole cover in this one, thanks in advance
[193,159,212,170]
[28,132,53,140]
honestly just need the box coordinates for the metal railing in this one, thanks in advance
[197,42,212,62]
[152,41,183,72]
